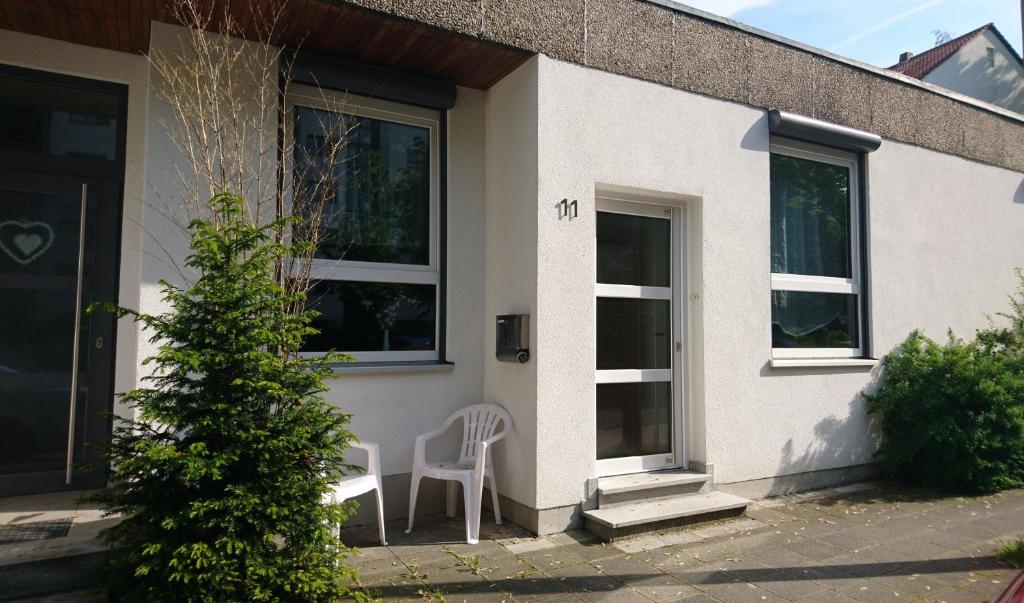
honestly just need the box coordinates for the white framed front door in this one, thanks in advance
[595,197,685,477]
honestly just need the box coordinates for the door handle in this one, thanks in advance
[65,183,87,485]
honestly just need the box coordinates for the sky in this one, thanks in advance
[678,0,1023,68]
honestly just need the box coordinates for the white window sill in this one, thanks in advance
[329,361,454,376]
[770,357,878,369]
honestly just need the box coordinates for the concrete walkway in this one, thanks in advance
[341,484,1024,602]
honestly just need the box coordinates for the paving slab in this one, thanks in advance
[3,483,1020,601]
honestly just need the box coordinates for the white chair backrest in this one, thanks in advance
[445,404,511,466]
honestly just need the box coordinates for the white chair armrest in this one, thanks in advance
[351,441,381,477]
[481,429,508,447]
[412,426,448,466]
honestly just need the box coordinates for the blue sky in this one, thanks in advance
[679,0,1023,67]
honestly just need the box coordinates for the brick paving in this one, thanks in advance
[340,484,1024,602]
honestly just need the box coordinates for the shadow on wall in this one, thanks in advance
[1015,178,1024,204]
[946,50,1024,113]
[757,363,885,496]
[741,113,771,153]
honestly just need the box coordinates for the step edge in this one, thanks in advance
[597,472,711,495]
[598,488,708,509]
[582,494,750,529]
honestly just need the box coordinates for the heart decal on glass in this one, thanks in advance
[0,220,56,266]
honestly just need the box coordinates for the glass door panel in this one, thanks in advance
[0,173,118,495]
[595,200,680,476]
[0,65,125,496]
[596,298,671,370]
[597,382,672,459]
[0,185,89,478]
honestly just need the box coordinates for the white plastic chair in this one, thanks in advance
[405,404,512,544]
[323,441,386,545]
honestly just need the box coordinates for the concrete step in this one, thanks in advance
[0,490,112,601]
[583,491,750,541]
[0,551,107,601]
[597,470,711,507]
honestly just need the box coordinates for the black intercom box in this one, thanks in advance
[496,314,529,363]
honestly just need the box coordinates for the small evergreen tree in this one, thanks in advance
[90,193,359,601]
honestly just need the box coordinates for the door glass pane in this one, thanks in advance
[302,281,436,353]
[293,106,431,265]
[770,153,851,278]
[597,382,672,460]
[596,298,670,370]
[597,211,670,286]
[0,188,93,477]
[771,291,859,349]
[0,75,120,162]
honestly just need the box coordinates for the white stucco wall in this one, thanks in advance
[533,56,769,506]
[869,141,1024,348]
[482,58,541,509]
[530,55,1024,509]
[0,29,149,421]
[924,30,1024,113]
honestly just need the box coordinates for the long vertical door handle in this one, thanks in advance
[66,183,88,485]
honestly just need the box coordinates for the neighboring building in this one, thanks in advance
[890,23,1024,112]
[1,1,1023,538]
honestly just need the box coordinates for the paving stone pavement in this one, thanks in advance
[339,484,1024,602]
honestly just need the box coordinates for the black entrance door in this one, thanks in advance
[0,65,126,496]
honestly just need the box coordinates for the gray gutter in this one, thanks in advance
[645,0,1024,124]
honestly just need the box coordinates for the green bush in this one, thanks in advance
[89,194,360,602]
[866,270,1024,494]
[999,538,1024,569]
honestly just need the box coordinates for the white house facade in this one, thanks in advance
[1,0,1023,538]
[891,23,1024,113]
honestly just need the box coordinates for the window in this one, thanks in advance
[986,47,996,68]
[770,140,864,359]
[288,87,441,362]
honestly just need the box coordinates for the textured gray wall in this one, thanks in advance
[343,0,1024,173]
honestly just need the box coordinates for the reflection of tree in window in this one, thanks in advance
[770,154,850,279]
[303,281,435,353]
[293,107,429,266]
[292,105,434,354]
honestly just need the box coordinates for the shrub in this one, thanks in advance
[998,538,1024,569]
[89,193,359,602]
[866,270,1024,494]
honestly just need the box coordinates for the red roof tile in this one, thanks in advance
[888,24,994,79]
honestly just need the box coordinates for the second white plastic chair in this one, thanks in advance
[405,404,512,544]
[323,441,386,545]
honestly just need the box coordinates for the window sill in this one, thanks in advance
[329,361,455,376]
[770,357,878,369]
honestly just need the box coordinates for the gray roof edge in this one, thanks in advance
[645,0,1024,124]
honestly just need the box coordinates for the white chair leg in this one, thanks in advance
[374,487,387,545]
[460,477,477,544]
[446,480,458,518]
[488,474,502,525]
[405,472,422,535]
[468,475,483,544]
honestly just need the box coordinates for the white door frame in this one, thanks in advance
[595,196,687,477]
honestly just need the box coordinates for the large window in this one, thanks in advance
[770,140,864,359]
[289,88,440,362]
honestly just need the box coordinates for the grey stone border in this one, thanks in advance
[340,0,1024,173]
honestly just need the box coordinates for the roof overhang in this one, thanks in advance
[0,0,530,90]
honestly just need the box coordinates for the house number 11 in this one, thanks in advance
[557,198,578,220]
